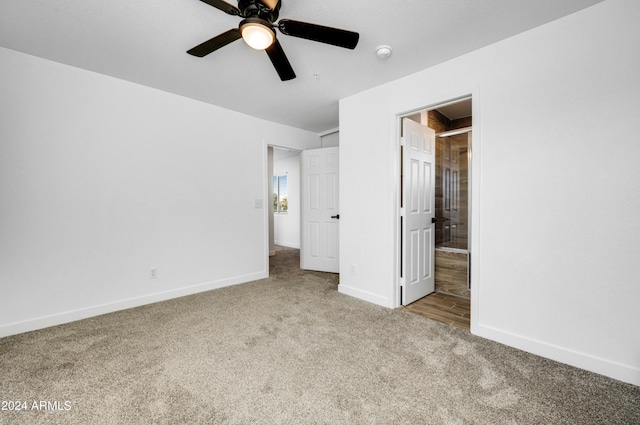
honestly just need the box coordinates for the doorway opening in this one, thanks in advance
[399,97,472,330]
[271,146,302,253]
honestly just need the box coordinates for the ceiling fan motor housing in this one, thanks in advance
[238,0,280,22]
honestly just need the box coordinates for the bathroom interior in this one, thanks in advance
[405,97,471,326]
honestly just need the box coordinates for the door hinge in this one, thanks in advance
[400,136,405,147]
[399,277,405,287]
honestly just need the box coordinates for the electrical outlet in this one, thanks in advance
[150,268,158,279]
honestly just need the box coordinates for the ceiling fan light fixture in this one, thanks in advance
[240,19,275,50]
[187,0,360,81]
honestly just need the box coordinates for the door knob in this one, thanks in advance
[331,214,340,219]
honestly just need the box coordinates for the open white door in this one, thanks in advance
[401,119,436,305]
[301,147,339,273]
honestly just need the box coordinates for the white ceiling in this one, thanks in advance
[0,0,603,133]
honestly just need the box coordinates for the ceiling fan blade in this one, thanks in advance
[187,28,242,57]
[197,0,240,15]
[265,39,296,81]
[278,19,359,49]
[257,0,280,10]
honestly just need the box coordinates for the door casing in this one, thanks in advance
[392,94,478,330]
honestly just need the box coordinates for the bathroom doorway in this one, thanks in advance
[400,97,472,329]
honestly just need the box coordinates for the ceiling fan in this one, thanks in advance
[187,0,360,81]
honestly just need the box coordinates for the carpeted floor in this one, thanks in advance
[1,246,638,424]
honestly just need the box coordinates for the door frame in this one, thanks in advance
[391,92,480,333]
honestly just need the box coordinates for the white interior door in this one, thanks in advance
[402,119,436,305]
[301,147,339,273]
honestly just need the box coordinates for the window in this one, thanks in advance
[273,175,288,213]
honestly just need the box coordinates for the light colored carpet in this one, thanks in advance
[1,246,638,424]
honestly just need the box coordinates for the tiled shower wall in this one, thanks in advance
[429,111,470,249]
[435,249,470,298]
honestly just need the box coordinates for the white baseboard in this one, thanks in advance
[0,271,267,339]
[475,323,640,386]
[337,285,639,386]
[338,284,393,308]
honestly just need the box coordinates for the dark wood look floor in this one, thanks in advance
[402,292,470,331]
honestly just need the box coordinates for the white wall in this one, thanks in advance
[0,47,319,337]
[320,131,339,148]
[339,0,640,385]
[273,153,301,248]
